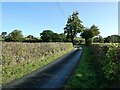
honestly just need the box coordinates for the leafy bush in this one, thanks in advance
[2,42,73,84]
[90,43,120,87]
[5,30,23,42]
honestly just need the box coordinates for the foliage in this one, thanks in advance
[1,32,7,36]
[23,35,40,42]
[64,11,84,44]
[65,46,101,88]
[66,44,120,88]
[93,35,104,43]
[40,30,54,42]
[26,35,34,39]
[40,30,66,42]
[2,29,68,42]
[2,42,73,84]
[90,43,120,88]
[1,32,7,39]
[74,37,85,45]
[51,33,65,42]
[104,35,120,43]
[5,30,23,42]
[81,25,100,46]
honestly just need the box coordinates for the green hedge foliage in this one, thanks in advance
[2,42,73,84]
[90,43,120,87]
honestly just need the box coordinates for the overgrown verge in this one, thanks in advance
[90,43,120,88]
[1,42,73,84]
[65,44,120,89]
[65,46,101,89]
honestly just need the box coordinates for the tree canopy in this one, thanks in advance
[40,30,66,42]
[40,30,55,42]
[1,32,7,36]
[64,11,84,45]
[104,35,120,43]
[1,32,7,39]
[93,35,104,43]
[5,30,23,42]
[81,25,100,45]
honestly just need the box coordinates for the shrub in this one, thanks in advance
[90,43,120,87]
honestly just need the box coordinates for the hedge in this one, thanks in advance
[90,43,120,87]
[2,42,73,84]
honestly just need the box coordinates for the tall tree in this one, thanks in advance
[81,25,100,46]
[40,30,54,42]
[64,11,84,45]
[5,30,23,42]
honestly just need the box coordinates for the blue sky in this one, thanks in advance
[2,2,118,38]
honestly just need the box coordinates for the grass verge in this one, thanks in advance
[65,46,105,89]
[2,49,72,84]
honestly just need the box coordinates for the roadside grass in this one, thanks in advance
[65,46,106,89]
[2,49,72,84]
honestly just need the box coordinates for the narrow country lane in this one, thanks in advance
[2,48,83,89]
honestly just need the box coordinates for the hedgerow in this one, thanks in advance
[90,43,120,87]
[2,42,73,84]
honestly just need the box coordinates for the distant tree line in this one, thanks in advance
[40,30,69,42]
[93,35,120,43]
[1,30,119,44]
[0,29,71,43]
[1,11,120,45]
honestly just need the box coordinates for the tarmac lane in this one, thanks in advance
[2,48,83,90]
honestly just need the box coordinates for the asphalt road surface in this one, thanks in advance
[2,48,83,90]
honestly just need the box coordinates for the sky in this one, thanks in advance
[2,2,118,38]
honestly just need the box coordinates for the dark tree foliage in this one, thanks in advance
[104,35,120,43]
[93,35,104,43]
[1,32,7,38]
[59,33,66,41]
[64,11,84,45]
[52,33,66,42]
[81,25,100,46]
[26,35,34,39]
[40,30,54,42]
[23,35,40,43]
[40,30,66,42]
[5,30,23,42]
[1,32,7,41]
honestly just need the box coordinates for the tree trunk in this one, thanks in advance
[85,39,88,46]
[85,38,92,46]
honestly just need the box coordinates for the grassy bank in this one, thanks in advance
[64,46,105,89]
[2,42,73,84]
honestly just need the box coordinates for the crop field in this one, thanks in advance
[1,42,73,84]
